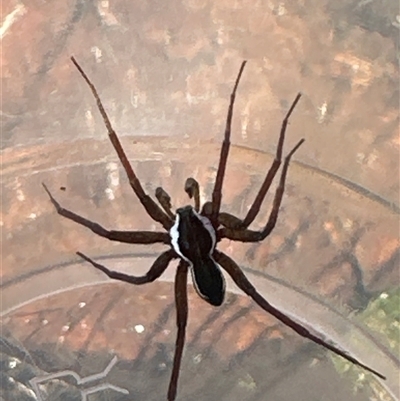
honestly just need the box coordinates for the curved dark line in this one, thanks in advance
[3,251,398,368]
[0,252,160,290]
[234,143,400,215]
[243,265,400,368]
[4,139,397,214]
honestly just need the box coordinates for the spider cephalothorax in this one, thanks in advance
[43,57,385,401]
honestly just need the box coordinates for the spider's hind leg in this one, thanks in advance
[168,261,189,401]
[77,249,176,284]
[214,250,386,380]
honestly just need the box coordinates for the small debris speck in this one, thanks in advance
[134,324,145,334]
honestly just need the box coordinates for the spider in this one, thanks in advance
[43,57,385,401]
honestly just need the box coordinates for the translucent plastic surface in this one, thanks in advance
[2,1,399,400]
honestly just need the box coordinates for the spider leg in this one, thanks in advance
[210,61,247,227]
[71,57,172,230]
[42,183,170,244]
[155,187,175,219]
[218,138,305,242]
[222,93,302,230]
[214,250,386,380]
[168,260,189,401]
[184,178,200,212]
[77,249,176,284]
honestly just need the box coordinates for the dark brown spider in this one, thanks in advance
[43,58,385,401]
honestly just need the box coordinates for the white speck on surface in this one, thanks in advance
[16,189,25,201]
[106,162,120,186]
[193,354,202,364]
[356,152,365,164]
[241,103,250,140]
[317,101,328,123]
[343,218,353,230]
[28,213,37,220]
[135,324,145,334]
[366,150,378,167]
[91,46,102,62]
[216,27,225,45]
[97,0,119,26]
[105,187,115,200]
[379,292,389,300]
[277,3,286,16]
[61,325,70,332]
[105,162,120,200]
[0,4,26,39]
[58,336,65,344]
[85,109,95,132]
[357,372,365,381]
[42,319,48,326]
[79,301,86,308]
[24,318,30,324]
[9,358,18,369]
[81,321,88,329]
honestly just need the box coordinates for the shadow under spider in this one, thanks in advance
[42,58,385,400]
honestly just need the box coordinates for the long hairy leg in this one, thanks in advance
[43,183,170,244]
[214,250,385,379]
[210,61,247,227]
[218,138,304,242]
[77,249,176,284]
[71,57,172,230]
[241,93,302,228]
[168,261,189,401]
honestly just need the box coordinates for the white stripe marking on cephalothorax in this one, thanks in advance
[170,213,192,266]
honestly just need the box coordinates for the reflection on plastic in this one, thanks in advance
[29,356,129,400]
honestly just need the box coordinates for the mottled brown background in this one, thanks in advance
[1,0,399,400]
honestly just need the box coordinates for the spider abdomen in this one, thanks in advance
[170,206,225,306]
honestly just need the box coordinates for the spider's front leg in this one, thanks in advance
[210,61,247,227]
[217,92,303,234]
[42,183,170,244]
[218,138,305,242]
[71,57,173,230]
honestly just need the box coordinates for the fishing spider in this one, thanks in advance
[43,58,384,401]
